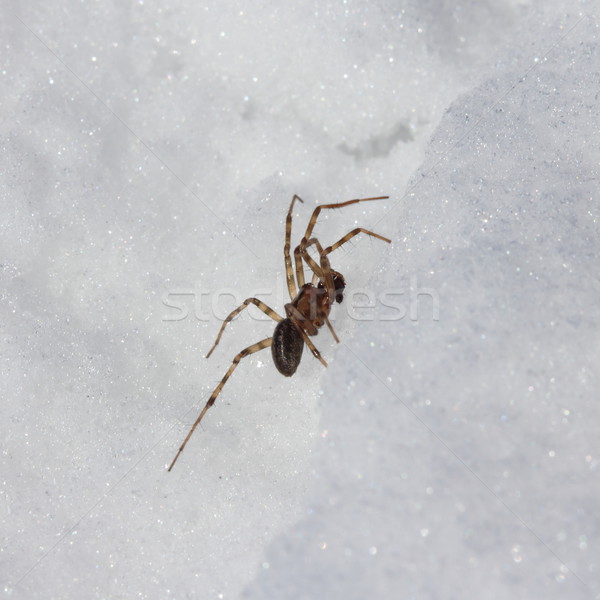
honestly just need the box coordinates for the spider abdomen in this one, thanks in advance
[272,318,304,377]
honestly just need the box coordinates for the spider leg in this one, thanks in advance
[286,314,328,368]
[322,228,391,256]
[323,314,340,343]
[293,245,306,288]
[206,298,283,358]
[284,195,304,300]
[301,196,389,243]
[168,337,273,471]
[297,196,388,298]
[301,331,328,368]
[318,229,391,343]
[290,196,389,293]
[295,237,325,282]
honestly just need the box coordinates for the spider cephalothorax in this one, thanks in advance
[168,194,390,471]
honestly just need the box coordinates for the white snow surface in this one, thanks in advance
[2,1,599,599]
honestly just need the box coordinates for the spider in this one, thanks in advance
[167,194,391,471]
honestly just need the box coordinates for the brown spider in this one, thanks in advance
[167,194,391,471]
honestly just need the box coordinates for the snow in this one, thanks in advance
[2,1,599,599]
